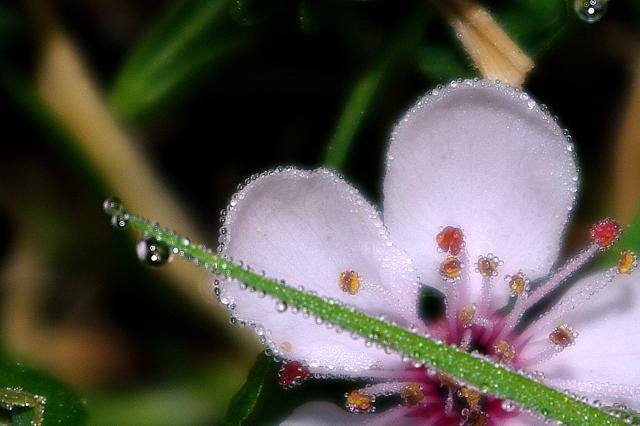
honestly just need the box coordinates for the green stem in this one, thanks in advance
[119,212,626,426]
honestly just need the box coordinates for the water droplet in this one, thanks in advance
[275,301,288,313]
[574,0,607,23]
[103,197,123,215]
[111,214,129,229]
[136,237,174,266]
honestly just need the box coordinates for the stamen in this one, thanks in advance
[478,254,501,314]
[458,304,477,328]
[345,390,375,413]
[493,340,516,363]
[339,270,360,295]
[459,386,482,408]
[476,254,500,277]
[618,250,637,274]
[507,271,529,296]
[508,219,618,326]
[518,260,634,344]
[590,217,622,249]
[278,361,310,388]
[462,408,488,426]
[400,383,425,406]
[440,257,463,281]
[549,324,576,348]
[436,226,464,255]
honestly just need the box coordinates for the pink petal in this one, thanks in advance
[540,272,640,409]
[279,402,418,426]
[383,80,577,304]
[219,168,420,373]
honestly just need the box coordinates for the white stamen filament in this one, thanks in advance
[519,267,619,343]
[508,243,600,328]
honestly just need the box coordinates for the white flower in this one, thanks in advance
[217,79,640,425]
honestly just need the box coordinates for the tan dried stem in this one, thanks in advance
[612,56,640,223]
[26,0,259,352]
[434,0,534,87]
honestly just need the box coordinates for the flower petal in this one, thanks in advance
[501,414,546,426]
[219,168,420,373]
[539,272,640,410]
[383,80,577,303]
[279,402,418,426]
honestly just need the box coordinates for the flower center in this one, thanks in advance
[339,270,360,295]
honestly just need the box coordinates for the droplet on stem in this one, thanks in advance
[102,197,124,215]
[136,237,174,266]
[573,0,608,23]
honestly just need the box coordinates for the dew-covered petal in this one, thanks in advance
[501,414,546,426]
[539,272,640,410]
[279,402,418,426]
[383,80,577,302]
[219,168,420,373]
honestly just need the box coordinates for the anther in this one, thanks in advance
[618,250,637,274]
[400,383,424,407]
[439,257,463,281]
[477,254,500,277]
[549,324,576,348]
[493,340,516,363]
[339,270,360,295]
[345,390,374,413]
[277,361,310,388]
[436,226,464,255]
[591,218,622,249]
[507,271,528,296]
[459,386,482,407]
[458,304,477,328]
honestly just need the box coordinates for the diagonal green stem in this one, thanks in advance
[120,211,625,426]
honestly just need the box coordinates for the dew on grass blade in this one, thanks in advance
[136,236,174,266]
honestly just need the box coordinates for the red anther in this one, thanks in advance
[436,226,464,255]
[277,360,310,387]
[590,218,621,249]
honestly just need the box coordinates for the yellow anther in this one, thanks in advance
[440,257,462,281]
[618,250,637,274]
[493,340,516,363]
[477,254,500,277]
[459,386,482,407]
[508,271,528,296]
[339,270,360,295]
[400,383,424,406]
[458,304,477,328]
[345,390,373,412]
[549,324,576,348]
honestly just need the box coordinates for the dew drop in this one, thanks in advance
[103,197,123,215]
[111,214,129,230]
[573,0,607,23]
[275,301,288,313]
[136,237,174,266]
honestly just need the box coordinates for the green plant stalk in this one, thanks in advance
[124,213,625,426]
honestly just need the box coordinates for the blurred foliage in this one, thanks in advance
[0,0,639,424]
[223,353,368,426]
[0,356,86,425]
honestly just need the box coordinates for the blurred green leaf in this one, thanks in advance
[417,43,474,83]
[89,362,243,426]
[109,0,246,120]
[223,353,274,426]
[223,353,359,426]
[0,357,87,425]
[496,0,568,58]
[323,3,432,171]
